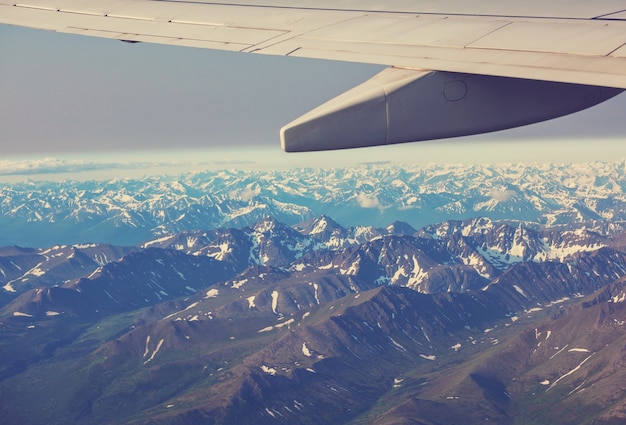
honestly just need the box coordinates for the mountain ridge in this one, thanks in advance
[2,214,626,424]
[2,161,626,247]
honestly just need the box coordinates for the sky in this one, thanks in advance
[1,23,625,179]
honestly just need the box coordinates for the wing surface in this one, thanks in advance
[2,0,625,150]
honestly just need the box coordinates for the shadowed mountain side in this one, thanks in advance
[2,216,626,424]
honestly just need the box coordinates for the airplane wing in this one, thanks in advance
[1,0,625,151]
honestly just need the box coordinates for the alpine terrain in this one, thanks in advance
[1,161,626,247]
[2,210,626,424]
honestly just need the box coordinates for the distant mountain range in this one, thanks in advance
[1,161,626,247]
[3,215,626,424]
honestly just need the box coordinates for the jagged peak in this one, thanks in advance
[386,221,417,236]
[252,216,280,233]
[299,215,345,236]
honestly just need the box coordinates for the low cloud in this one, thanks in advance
[488,188,516,202]
[0,158,150,176]
[357,161,391,166]
[356,192,383,209]
[0,157,255,177]
[229,187,259,202]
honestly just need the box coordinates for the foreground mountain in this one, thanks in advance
[3,215,623,305]
[2,215,626,424]
[351,279,626,425]
[1,161,626,247]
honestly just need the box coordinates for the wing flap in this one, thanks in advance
[471,21,626,56]
[298,14,626,57]
[265,36,626,89]
[300,14,512,49]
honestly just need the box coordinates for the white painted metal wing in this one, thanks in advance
[2,0,625,87]
[1,0,625,151]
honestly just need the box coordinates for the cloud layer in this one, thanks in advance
[0,157,253,177]
[0,158,149,176]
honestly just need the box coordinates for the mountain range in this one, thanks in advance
[1,160,625,247]
[2,214,626,424]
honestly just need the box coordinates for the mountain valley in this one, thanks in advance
[2,214,626,424]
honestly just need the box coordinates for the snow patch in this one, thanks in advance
[208,242,232,261]
[144,338,165,364]
[142,235,175,248]
[275,318,295,329]
[340,257,360,275]
[389,337,407,352]
[205,288,219,298]
[232,278,248,289]
[292,263,306,272]
[259,318,295,333]
[302,342,312,357]
[27,265,46,277]
[547,353,595,392]
[261,365,277,376]
[309,217,329,235]
[247,295,256,309]
[406,255,429,288]
[73,243,97,249]
[143,335,151,357]
[271,290,279,314]
[312,283,320,304]
[87,267,102,279]
[513,285,527,298]
[611,292,626,303]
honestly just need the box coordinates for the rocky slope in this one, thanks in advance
[2,215,626,424]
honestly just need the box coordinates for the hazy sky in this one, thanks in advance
[1,24,625,169]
